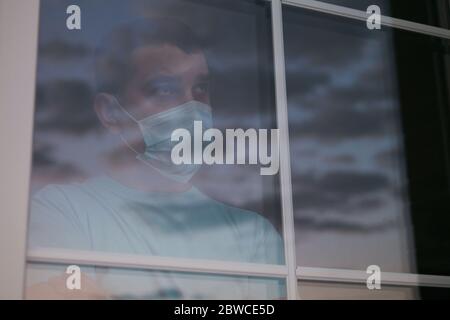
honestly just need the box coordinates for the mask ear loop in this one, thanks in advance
[110,96,143,157]
[111,96,162,170]
[119,134,141,156]
[111,96,139,123]
[119,124,164,171]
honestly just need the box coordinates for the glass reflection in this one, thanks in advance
[26,263,286,300]
[318,0,450,29]
[283,7,416,273]
[298,281,419,300]
[27,0,283,299]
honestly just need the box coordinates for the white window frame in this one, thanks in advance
[1,0,450,300]
[0,0,40,299]
[282,0,450,296]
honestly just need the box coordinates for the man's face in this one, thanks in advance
[120,43,210,119]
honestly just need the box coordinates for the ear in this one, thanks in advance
[94,93,122,133]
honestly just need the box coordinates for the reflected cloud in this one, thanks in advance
[35,80,98,134]
[291,107,393,142]
[294,216,396,233]
[39,40,91,60]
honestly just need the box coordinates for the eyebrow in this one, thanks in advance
[144,74,180,84]
[143,72,210,87]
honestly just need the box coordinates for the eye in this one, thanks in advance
[193,82,210,95]
[143,79,180,98]
[153,83,176,96]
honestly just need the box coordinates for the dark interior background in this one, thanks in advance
[392,4,450,298]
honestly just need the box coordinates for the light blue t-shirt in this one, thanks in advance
[27,176,285,299]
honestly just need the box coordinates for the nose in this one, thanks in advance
[180,88,195,104]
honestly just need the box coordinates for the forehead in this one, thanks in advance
[130,44,209,80]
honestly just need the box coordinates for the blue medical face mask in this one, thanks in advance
[113,97,213,183]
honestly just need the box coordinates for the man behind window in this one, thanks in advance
[26,17,284,300]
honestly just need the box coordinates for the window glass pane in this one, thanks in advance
[284,6,450,275]
[26,262,286,299]
[26,0,284,290]
[317,0,450,29]
[298,280,419,300]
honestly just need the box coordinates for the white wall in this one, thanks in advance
[0,0,40,299]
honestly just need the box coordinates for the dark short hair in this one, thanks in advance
[94,17,205,96]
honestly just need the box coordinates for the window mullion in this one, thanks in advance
[270,0,299,300]
[297,267,450,288]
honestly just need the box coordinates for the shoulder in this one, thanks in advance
[33,182,83,204]
[30,180,99,231]
[193,188,265,224]
[222,203,284,264]
[32,178,104,208]
[193,188,283,247]
[28,182,95,249]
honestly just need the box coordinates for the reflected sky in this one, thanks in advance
[31,0,420,277]
[31,0,280,225]
[283,6,415,273]
[319,0,449,29]
[28,0,285,299]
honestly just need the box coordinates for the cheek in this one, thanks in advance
[193,86,210,105]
